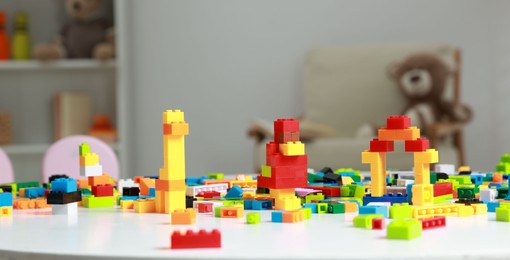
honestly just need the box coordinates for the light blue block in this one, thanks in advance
[24,187,45,198]
[252,200,272,210]
[271,211,283,222]
[51,178,77,193]
[225,185,243,199]
[0,192,13,207]
[244,200,254,209]
[486,201,501,212]
[359,205,388,218]
[302,203,318,213]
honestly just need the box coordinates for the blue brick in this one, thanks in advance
[252,200,272,210]
[359,205,388,218]
[51,178,77,193]
[302,203,318,213]
[185,177,207,186]
[489,183,502,189]
[471,175,484,185]
[363,194,408,205]
[0,192,13,207]
[486,201,500,212]
[225,185,243,199]
[149,187,156,197]
[406,184,413,204]
[244,200,254,209]
[24,187,45,198]
[271,211,283,222]
[120,196,138,201]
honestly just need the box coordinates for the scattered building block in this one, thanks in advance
[387,219,422,240]
[171,229,221,249]
[171,208,196,225]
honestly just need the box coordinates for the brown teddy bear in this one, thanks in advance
[33,0,114,61]
[386,53,472,134]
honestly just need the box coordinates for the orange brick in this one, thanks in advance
[171,208,196,225]
[220,207,244,218]
[155,179,186,192]
[343,202,358,213]
[282,210,304,223]
[378,127,420,141]
[493,173,503,183]
[140,178,156,196]
[88,174,111,186]
[77,179,89,189]
[134,198,156,213]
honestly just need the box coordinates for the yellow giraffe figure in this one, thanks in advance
[155,109,189,214]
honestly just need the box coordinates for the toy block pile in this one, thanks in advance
[257,118,307,212]
[47,178,81,215]
[79,143,115,208]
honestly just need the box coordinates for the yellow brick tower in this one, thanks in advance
[155,109,189,214]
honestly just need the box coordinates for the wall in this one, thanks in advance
[125,0,502,176]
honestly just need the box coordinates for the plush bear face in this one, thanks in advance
[66,0,103,20]
[388,53,451,101]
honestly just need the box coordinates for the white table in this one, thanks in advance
[0,207,507,259]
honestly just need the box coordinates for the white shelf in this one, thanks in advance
[0,60,117,71]
[1,142,120,155]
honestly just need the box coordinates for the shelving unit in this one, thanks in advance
[0,0,128,182]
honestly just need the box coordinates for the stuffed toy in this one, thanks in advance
[386,53,472,134]
[33,0,114,61]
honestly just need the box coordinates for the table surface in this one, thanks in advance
[0,206,508,260]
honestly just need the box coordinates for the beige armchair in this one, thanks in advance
[249,44,468,172]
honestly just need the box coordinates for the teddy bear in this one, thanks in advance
[386,52,472,135]
[33,0,114,61]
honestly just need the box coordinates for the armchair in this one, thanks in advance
[248,44,468,172]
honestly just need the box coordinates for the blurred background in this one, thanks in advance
[0,0,508,181]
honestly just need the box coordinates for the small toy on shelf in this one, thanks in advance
[88,114,117,143]
[33,0,115,61]
[11,12,30,60]
[0,11,9,60]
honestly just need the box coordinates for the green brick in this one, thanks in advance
[305,193,325,204]
[246,212,260,224]
[207,173,224,180]
[449,175,471,185]
[433,194,453,204]
[353,214,383,229]
[317,203,328,214]
[496,207,510,222]
[389,203,413,219]
[83,196,115,208]
[457,187,475,199]
[214,206,221,217]
[340,186,352,197]
[328,203,345,214]
[347,184,365,199]
[301,207,312,219]
[430,173,437,184]
[387,219,422,240]
[502,153,510,163]
[308,173,318,182]
[497,187,509,199]
[17,182,40,189]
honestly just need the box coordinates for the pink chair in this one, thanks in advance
[0,148,14,183]
[42,135,120,183]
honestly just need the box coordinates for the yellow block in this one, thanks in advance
[341,176,354,185]
[160,135,186,180]
[163,109,184,124]
[471,203,488,215]
[270,188,295,199]
[274,197,301,211]
[155,190,165,213]
[458,205,475,217]
[134,199,156,213]
[362,150,386,197]
[261,165,272,177]
[165,190,186,214]
[412,184,434,206]
[279,141,305,156]
[0,206,12,216]
[458,165,471,172]
[378,126,420,141]
[80,153,99,166]
[414,149,439,164]
[413,204,461,218]
[120,200,134,210]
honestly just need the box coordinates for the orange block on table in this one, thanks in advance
[77,179,89,189]
[282,210,304,223]
[140,178,155,196]
[171,208,196,225]
[220,207,244,218]
[88,174,110,186]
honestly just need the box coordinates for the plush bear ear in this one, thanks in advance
[386,61,401,80]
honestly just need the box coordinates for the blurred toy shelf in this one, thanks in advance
[1,143,119,155]
[0,59,116,70]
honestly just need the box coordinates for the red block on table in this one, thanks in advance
[433,182,452,197]
[197,191,220,199]
[92,184,114,197]
[420,216,446,230]
[171,229,221,249]
[306,186,340,197]
[369,139,394,152]
[405,138,430,152]
[197,202,213,213]
[386,115,411,129]
[372,218,385,230]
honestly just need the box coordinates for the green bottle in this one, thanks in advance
[11,12,30,60]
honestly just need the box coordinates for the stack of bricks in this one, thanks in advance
[155,109,189,215]
[79,143,115,208]
[0,192,12,216]
[257,118,308,211]
[47,178,81,215]
[0,111,11,144]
